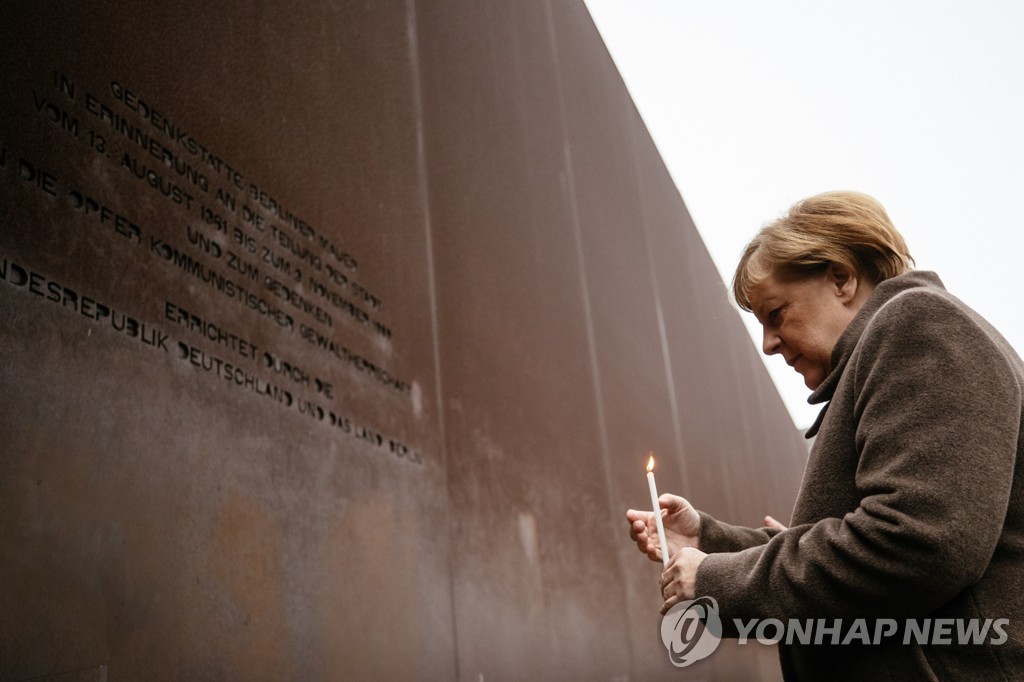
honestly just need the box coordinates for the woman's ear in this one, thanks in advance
[829,262,858,301]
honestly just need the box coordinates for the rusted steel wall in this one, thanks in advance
[0,2,807,679]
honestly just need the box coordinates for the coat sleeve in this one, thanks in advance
[695,291,1021,623]
[698,510,778,552]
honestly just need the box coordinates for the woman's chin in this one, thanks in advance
[800,369,824,391]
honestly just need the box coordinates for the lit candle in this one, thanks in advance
[646,453,670,568]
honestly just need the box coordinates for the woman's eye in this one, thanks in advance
[768,308,782,324]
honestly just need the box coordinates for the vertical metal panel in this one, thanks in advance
[0,2,806,680]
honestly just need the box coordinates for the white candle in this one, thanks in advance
[646,454,670,568]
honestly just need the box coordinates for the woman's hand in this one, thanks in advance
[660,547,708,614]
[626,494,701,564]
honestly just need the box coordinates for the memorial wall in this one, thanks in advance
[0,2,809,680]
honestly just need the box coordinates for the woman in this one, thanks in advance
[627,191,1024,680]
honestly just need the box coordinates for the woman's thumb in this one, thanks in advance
[658,493,684,513]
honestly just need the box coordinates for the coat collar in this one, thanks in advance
[804,270,946,437]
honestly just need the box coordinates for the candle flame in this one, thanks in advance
[646,452,655,472]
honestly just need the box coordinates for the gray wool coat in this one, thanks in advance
[695,271,1024,680]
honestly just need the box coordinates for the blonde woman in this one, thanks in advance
[628,191,1024,680]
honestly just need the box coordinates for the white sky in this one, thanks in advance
[584,0,1024,428]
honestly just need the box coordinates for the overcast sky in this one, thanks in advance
[584,1,1024,428]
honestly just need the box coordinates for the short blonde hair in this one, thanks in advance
[731,191,914,311]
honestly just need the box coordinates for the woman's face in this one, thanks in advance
[748,267,870,390]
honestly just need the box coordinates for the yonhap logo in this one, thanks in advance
[656,601,1011,667]
[660,596,723,667]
